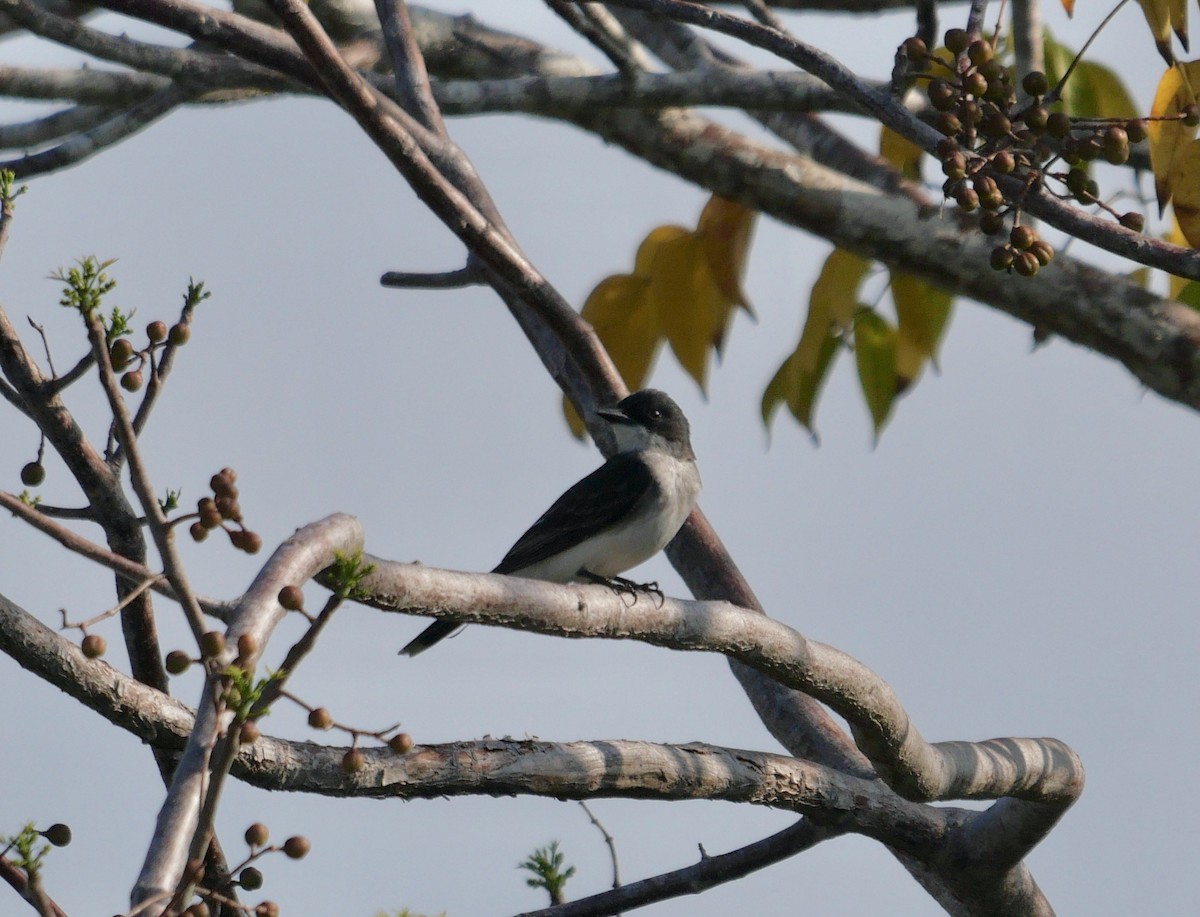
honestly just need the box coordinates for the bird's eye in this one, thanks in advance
[650,409,662,420]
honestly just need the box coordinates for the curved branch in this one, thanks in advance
[349,556,1083,806]
[131,512,365,910]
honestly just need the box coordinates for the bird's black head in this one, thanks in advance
[597,389,693,458]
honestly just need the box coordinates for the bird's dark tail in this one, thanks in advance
[399,619,462,657]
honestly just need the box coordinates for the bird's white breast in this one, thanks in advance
[517,451,701,582]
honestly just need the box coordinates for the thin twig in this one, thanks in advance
[373,0,446,135]
[545,0,648,77]
[84,312,207,642]
[577,801,621,889]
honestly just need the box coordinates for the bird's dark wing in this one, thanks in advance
[493,452,655,574]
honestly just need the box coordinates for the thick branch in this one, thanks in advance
[350,557,1083,806]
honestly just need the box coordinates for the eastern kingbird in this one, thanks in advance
[399,389,701,656]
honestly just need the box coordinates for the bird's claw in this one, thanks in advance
[581,571,664,607]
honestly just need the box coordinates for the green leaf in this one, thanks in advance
[853,309,898,439]
[761,330,840,442]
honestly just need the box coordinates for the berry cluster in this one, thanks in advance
[109,318,190,393]
[901,28,1153,277]
[188,467,262,553]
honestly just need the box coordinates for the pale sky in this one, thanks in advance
[1,3,1196,915]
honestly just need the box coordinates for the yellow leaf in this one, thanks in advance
[854,309,898,439]
[891,271,954,388]
[879,126,924,182]
[645,230,723,389]
[1139,0,1178,63]
[581,275,661,388]
[799,248,871,374]
[563,274,661,436]
[1148,61,1200,210]
[1169,139,1200,245]
[761,330,840,441]
[697,196,757,317]
[634,224,690,278]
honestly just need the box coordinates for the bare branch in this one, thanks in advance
[2,85,193,178]
[380,263,485,288]
[523,818,836,917]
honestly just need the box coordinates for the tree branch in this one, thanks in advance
[130,513,365,910]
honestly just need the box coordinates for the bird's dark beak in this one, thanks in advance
[596,406,634,425]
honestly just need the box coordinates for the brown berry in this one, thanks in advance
[189,521,208,542]
[120,370,142,393]
[992,150,1016,174]
[1029,240,1054,266]
[902,36,928,59]
[282,836,311,860]
[307,707,333,730]
[244,822,270,847]
[278,585,304,611]
[255,902,280,917]
[342,747,365,774]
[967,39,994,66]
[215,495,241,521]
[239,867,264,891]
[964,71,988,98]
[20,461,45,487]
[232,530,262,554]
[1103,126,1129,165]
[935,112,962,136]
[41,824,71,847]
[944,28,970,54]
[236,632,259,661]
[1065,168,1089,197]
[1022,71,1049,96]
[1014,251,1039,276]
[211,471,238,498]
[388,732,414,754]
[82,634,106,659]
[978,58,1005,83]
[1010,224,1037,250]
[168,323,191,346]
[928,78,957,111]
[109,338,134,369]
[1046,111,1072,138]
[1119,211,1146,232]
[165,650,192,675]
[990,246,1015,271]
[1023,105,1048,132]
[1125,119,1148,144]
[199,630,225,659]
[942,151,967,179]
[1183,104,1200,127]
[239,721,260,744]
[146,321,168,343]
[956,187,979,211]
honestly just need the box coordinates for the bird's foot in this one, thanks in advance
[581,571,664,607]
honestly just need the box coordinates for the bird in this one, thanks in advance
[399,389,701,656]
